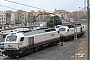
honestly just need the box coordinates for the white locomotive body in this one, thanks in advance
[3,28,60,58]
[58,24,85,41]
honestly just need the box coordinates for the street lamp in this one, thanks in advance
[79,7,81,19]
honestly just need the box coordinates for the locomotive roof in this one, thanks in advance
[11,28,30,32]
[65,23,82,28]
[22,28,56,36]
[66,25,74,28]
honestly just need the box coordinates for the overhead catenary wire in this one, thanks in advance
[0,1,76,24]
[3,0,82,25]
[0,4,77,27]
[4,0,53,12]
[3,0,80,23]
[0,4,18,10]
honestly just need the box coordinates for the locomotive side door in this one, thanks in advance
[28,37,34,46]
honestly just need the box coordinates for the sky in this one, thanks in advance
[0,0,85,12]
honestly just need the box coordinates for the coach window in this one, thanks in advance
[20,37,24,42]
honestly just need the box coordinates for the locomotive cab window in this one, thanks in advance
[20,37,24,42]
[59,28,65,31]
[6,36,17,41]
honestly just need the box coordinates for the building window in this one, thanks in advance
[4,18,5,20]
[4,21,5,23]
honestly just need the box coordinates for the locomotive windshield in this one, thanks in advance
[59,28,65,31]
[6,36,17,41]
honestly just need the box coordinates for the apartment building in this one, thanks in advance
[4,10,12,24]
[0,11,6,25]
[14,10,27,24]
[54,9,67,18]
[70,10,85,19]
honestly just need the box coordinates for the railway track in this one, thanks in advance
[55,37,86,60]
[55,39,85,60]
